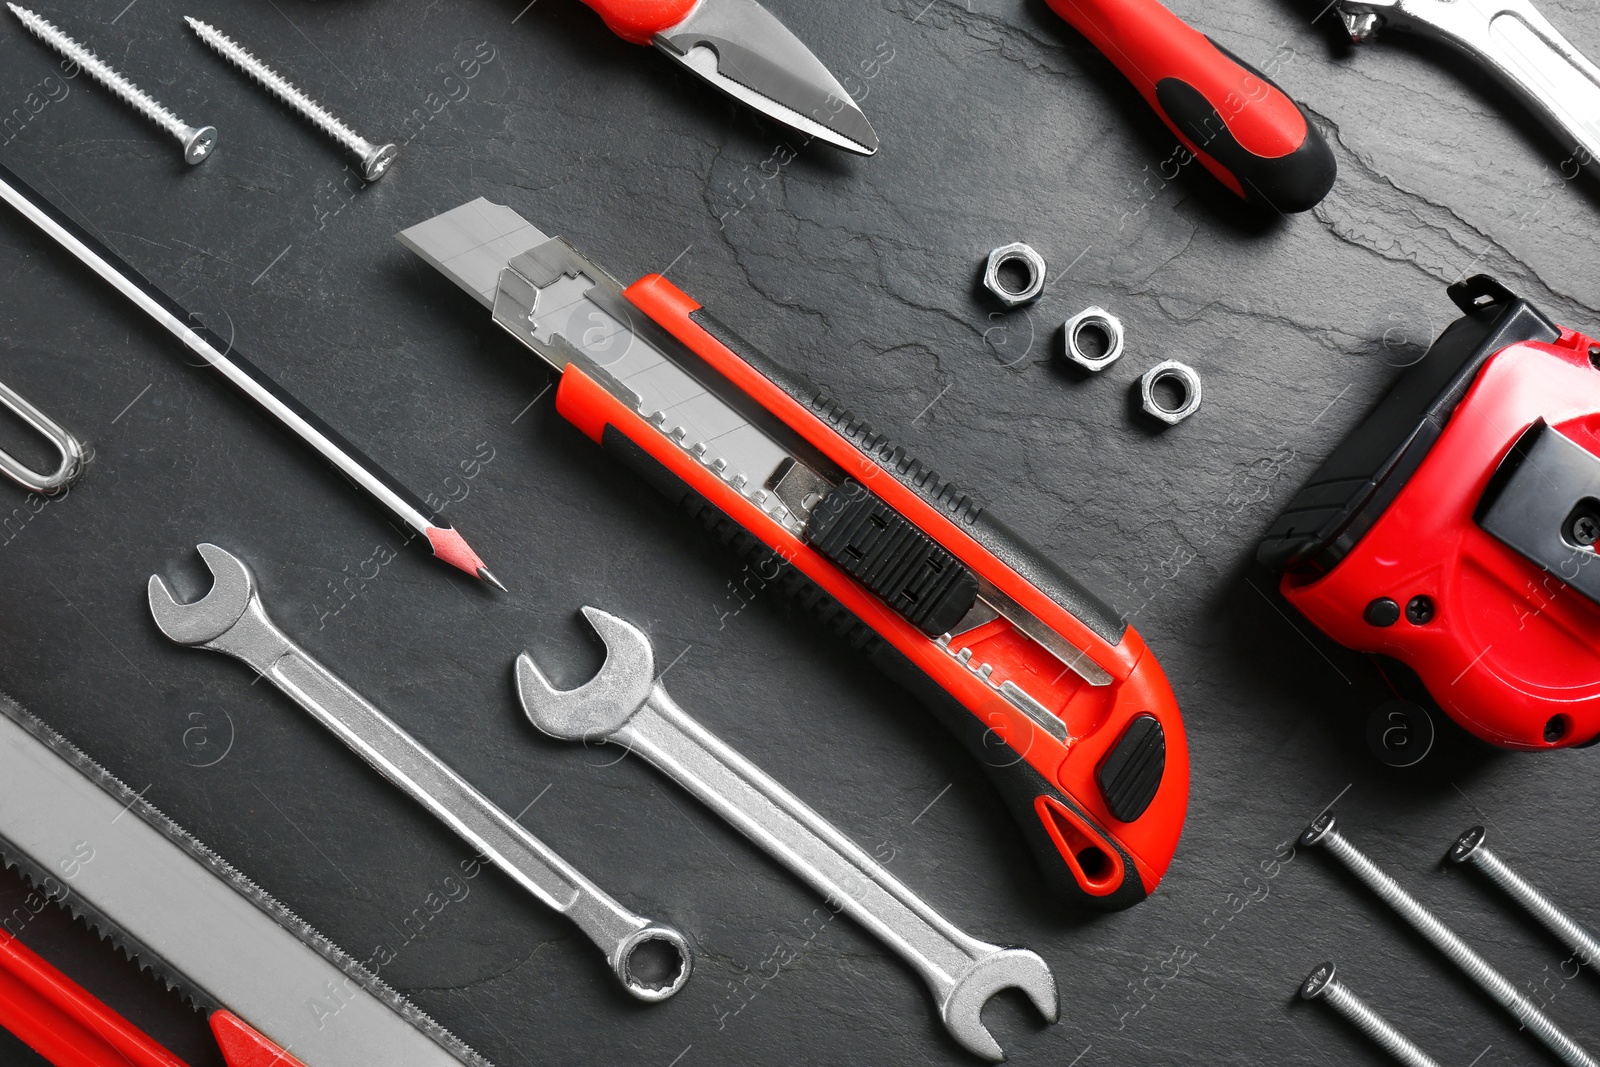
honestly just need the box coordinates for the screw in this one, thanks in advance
[1448,826,1599,968]
[7,5,216,164]
[1572,512,1600,547]
[1302,814,1598,1067]
[1299,962,1442,1067]
[185,18,396,181]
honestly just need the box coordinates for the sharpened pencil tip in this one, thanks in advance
[478,567,508,592]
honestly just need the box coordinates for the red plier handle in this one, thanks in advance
[1048,0,1336,211]
[0,927,302,1067]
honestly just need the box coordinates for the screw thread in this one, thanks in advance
[8,5,188,138]
[1321,981,1442,1067]
[1314,826,1598,1067]
[185,17,369,154]
[1471,845,1600,968]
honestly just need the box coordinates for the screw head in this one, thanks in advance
[1301,812,1337,847]
[1571,512,1600,547]
[362,143,399,182]
[1448,825,1486,864]
[183,125,218,165]
[1404,595,1435,625]
[1300,961,1337,999]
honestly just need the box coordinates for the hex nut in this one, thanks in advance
[983,242,1046,308]
[1062,306,1124,372]
[1138,360,1202,425]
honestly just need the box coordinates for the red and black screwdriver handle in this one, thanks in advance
[1047,0,1336,211]
[0,926,303,1067]
[550,274,1190,910]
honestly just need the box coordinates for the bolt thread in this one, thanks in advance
[185,18,370,155]
[1321,981,1442,1067]
[1317,829,1598,1067]
[1472,846,1600,968]
[8,5,188,138]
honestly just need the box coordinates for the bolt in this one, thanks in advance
[1448,826,1599,969]
[1301,814,1598,1067]
[1299,962,1442,1067]
[7,5,216,164]
[185,18,396,181]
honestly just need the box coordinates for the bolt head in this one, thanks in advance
[1301,812,1337,847]
[1300,961,1336,999]
[983,242,1046,308]
[183,126,218,165]
[362,143,399,182]
[1448,825,1486,864]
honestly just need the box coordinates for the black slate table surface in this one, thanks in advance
[0,2,1597,1065]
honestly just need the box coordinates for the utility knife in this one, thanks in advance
[400,198,1189,910]
[0,692,489,1067]
[573,0,878,155]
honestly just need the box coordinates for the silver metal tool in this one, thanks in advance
[185,18,397,182]
[647,0,879,155]
[0,691,488,1066]
[1302,813,1597,1067]
[148,544,691,1002]
[6,5,216,164]
[1449,825,1600,967]
[516,608,1059,1062]
[1333,0,1600,170]
[1299,962,1443,1067]
[0,377,85,494]
[1062,306,1124,373]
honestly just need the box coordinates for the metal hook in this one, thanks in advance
[0,379,86,494]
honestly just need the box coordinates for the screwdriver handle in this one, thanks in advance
[579,0,698,44]
[1047,0,1335,211]
[551,274,1190,910]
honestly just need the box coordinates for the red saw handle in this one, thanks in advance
[1047,0,1335,211]
[552,273,1190,910]
[579,0,698,44]
[0,927,303,1067]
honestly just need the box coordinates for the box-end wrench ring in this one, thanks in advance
[516,608,1059,1062]
[147,544,691,1002]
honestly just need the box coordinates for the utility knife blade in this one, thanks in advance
[0,692,489,1067]
[401,198,1190,912]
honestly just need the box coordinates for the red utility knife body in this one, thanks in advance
[401,200,1189,909]
[1047,0,1336,211]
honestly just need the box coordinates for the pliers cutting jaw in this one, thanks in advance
[1333,0,1600,170]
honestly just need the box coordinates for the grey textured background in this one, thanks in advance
[0,1,1597,1064]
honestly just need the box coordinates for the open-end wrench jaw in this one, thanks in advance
[147,543,257,646]
[943,948,1061,1062]
[515,607,657,742]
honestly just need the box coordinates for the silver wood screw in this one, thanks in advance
[1449,825,1600,968]
[1302,814,1598,1067]
[184,17,396,182]
[7,5,216,164]
[1300,962,1443,1067]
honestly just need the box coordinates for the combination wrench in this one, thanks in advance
[516,607,1059,1062]
[1335,0,1600,170]
[147,544,691,1002]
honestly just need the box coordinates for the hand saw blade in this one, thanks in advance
[0,692,491,1067]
